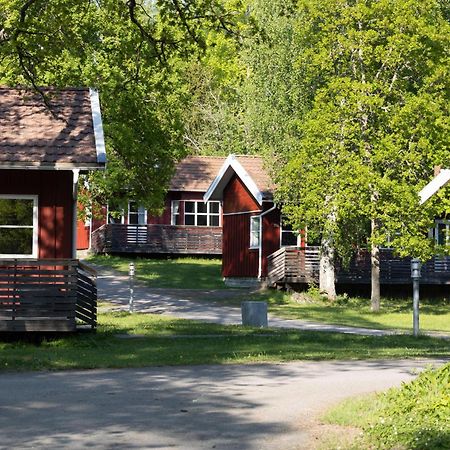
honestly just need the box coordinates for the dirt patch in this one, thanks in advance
[306,421,363,449]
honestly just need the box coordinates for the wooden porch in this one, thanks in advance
[0,259,97,332]
[92,224,222,255]
[267,247,450,286]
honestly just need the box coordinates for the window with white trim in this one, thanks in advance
[0,195,38,258]
[280,218,299,247]
[171,200,180,225]
[431,220,450,247]
[250,215,261,249]
[128,202,147,225]
[184,201,221,227]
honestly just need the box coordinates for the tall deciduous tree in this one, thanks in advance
[244,0,450,303]
[0,0,243,211]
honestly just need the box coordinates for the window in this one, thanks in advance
[0,195,38,258]
[431,220,450,247]
[280,218,299,247]
[250,216,261,249]
[128,202,147,225]
[184,201,221,227]
[171,200,180,225]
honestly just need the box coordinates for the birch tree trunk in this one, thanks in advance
[319,234,336,301]
[371,219,381,311]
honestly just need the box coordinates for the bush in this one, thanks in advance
[365,362,450,449]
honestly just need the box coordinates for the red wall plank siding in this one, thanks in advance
[0,169,73,258]
[222,175,281,278]
[223,175,260,214]
[262,207,281,276]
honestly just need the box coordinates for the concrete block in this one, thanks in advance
[241,301,268,328]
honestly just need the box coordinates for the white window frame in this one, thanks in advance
[0,194,38,259]
[184,201,221,227]
[431,219,450,247]
[128,202,147,225]
[171,200,180,226]
[249,215,261,249]
[280,217,300,248]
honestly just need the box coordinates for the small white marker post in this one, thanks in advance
[411,258,422,337]
[129,262,135,313]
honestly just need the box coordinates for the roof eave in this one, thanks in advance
[419,169,450,204]
[204,154,264,205]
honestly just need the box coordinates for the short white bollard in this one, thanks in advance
[129,262,135,313]
[241,301,268,328]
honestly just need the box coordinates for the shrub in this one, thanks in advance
[365,363,450,449]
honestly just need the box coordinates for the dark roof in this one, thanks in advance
[170,156,227,191]
[0,87,105,169]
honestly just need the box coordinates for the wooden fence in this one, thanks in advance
[267,247,450,286]
[92,224,223,255]
[0,259,97,332]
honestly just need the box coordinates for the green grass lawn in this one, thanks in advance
[87,255,450,333]
[1,312,449,372]
[244,290,450,333]
[87,255,224,289]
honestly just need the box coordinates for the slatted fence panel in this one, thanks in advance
[95,224,223,255]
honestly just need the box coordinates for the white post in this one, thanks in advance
[411,258,421,337]
[72,169,80,259]
[129,262,135,313]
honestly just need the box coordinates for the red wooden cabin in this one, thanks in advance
[204,155,294,285]
[85,156,226,255]
[0,87,105,331]
[205,155,450,287]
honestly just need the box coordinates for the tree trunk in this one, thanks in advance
[319,235,336,301]
[371,219,380,311]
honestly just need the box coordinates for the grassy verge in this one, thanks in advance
[243,289,450,333]
[322,362,450,449]
[1,312,450,372]
[87,255,224,289]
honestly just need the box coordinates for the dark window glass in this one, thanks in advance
[281,231,298,247]
[185,202,195,213]
[0,229,33,255]
[210,215,220,227]
[185,215,195,225]
[197,215,207,226]
[197,202,207,214]
[0,199,33,226]
[210,202,220,214]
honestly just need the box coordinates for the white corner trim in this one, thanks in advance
[419,169,450,204]
[89,88,107,164]
[203,154,264,205]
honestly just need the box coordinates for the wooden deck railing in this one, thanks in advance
[267,247,450,285]
[92,224,223,255]
[0,259,97,332]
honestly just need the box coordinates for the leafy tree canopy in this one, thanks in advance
[0,0,244,212]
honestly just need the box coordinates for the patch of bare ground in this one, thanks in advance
[307,421,363,450]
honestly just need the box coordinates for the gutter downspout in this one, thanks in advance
[258,204,277,279]
[72,169,80,259]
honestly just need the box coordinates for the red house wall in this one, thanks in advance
[222,175,280,278]
[0,169,73,258]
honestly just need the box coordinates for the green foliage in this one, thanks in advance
[0,0,246,211]
[244,0,450,261]
[366,363,450,449]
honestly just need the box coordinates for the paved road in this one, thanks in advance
[0,359,447,450]
[95,267,450,338]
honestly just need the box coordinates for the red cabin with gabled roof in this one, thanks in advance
[0,87,106,331]
[204,155,301,285]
